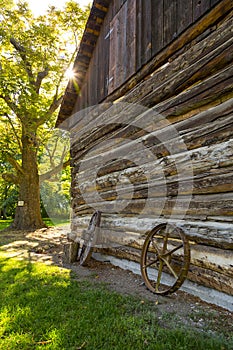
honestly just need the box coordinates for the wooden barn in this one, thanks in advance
[57,0,233,302]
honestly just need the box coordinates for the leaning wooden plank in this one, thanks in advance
[63,242,79,263]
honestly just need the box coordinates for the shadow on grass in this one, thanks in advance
[0,225,66,268]
[0,255,232,350]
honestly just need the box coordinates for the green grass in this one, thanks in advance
[0,218,69,230]
[0,254,231,350]
[42,217,69,227]
[0,220,12,230]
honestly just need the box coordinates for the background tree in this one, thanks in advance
[0,0,89,229]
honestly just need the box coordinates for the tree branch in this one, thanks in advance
[2,173,19,185]
[4,113,22,151]
[49,95,64,114]
[10,37,36,87]
[40,158,70,183]
[36,94,64,126]
[35,67,49,94]
[0,95,20,119]
[5,153,24,175]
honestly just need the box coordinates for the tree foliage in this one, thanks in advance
[0,0,89,228]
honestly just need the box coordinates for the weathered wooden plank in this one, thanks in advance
[136,0,142,70]
[151,0,164,56]
[103,8,111,99]
[112,0,122,17]
[188,265,233,295]
[107,0,137,93]
[141,0,152,64]
[116,1,126,88]
[63,242,79,263]
[79,84,84,109]
[86,56,93,107]
[125,0,136,79]
[189,244,233,278]
[171,97,233,133]
[164,0,177,46]
[93,48,99,105]
[193,0,211,21]
[177,0,193,34]
[211,0,221,5]
[98,30,105,101]
[108,12,118,93]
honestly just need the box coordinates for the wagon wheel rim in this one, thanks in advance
[79,210,101,266]
[140,223,190,295]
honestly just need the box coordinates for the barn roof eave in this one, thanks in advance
[56,0,111,127]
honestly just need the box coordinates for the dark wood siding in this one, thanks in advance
[151,0,164,56]
[177,0,193,34]
[193,0,211,21]
[73,0,220,110]
[108,0,136,93]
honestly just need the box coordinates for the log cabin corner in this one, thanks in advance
[56,0,233,306]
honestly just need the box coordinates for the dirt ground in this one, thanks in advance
[0,226,232,336]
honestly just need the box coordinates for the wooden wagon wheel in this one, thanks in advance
[79,210,101,266]
[140,223,190,295]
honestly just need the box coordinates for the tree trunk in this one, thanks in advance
[11,127,45,230]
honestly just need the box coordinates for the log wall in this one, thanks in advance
[68,1,233,296]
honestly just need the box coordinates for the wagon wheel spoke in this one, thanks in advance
[155,260,164,292]
[163,243,184,258]
[151,238,160,255]
[161,230,169,253]
[161,257,178,279]
[143,256,159,269]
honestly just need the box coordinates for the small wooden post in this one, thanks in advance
[63,242,79,263]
